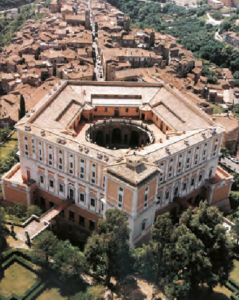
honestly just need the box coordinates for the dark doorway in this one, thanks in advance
[114,108,119,117]
[141,113,145,120]
[130,131,139,147]
[49,201,54,208]
[40,197,45,211]
[112,128,122,144]
[96,130,104,146]
[124,134,128,144]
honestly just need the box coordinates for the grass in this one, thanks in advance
[211,103,227,115]
[0,262,38,297]
[36,288,67,300]
[0,131,18,159]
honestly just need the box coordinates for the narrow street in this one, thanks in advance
[88,0,104,81]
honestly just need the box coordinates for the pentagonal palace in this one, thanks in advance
[2,81,233,244]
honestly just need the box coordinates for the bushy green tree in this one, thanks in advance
[53,240,85,280]
[26,205,42,218]
[31,231,59,266]
[84,209,132,287]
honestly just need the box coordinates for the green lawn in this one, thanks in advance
[0,262,38,297]
[0,131,18,159]
[36,288,67,300]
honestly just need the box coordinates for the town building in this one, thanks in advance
[2,81,233,244]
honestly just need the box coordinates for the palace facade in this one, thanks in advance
[2,81,233,244]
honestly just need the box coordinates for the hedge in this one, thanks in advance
[226,281,238,293]
[229,279,239,291]
[0,253,45,300]
[2,248,31,262]
[231,293,239,300]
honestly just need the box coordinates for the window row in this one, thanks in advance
[60,210,96,231]
[158,141,218,183]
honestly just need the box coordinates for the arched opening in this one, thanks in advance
[112,128,122,144]
[130,131,139,147]
[96,130,104,146]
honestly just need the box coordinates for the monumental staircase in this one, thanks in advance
[16,199,73,242]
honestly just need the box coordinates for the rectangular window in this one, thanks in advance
[58,150,63,170]
[79,215,85,227]
[59,183,64,192]
[105,107,108,112]
[203,143,207,161]
[40,175,44,184]
[213,139,219,156]
[49,180,54,188]
[191,178,195,186]
[168,159,174,178]
[91,164,96,183]
[144,187,149,208]
[80,193,85,204]
[186,151,191,169]
[32,139,35,153]
[69,155,74,174]
[91,198,95,207]
[69,210,74,222]
[48,146,53,166]
[24,138,28,156]
[194,146,200,165]
[89,220,95,231]
[80,159,84,179]
[199,174,202,182]
[118,187,124,208]
[183,182,186,190]
[103,176,106,188]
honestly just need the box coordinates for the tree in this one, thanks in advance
[179,201,234,290]
[220,146,229,159]
[132,244,155,278]
[26,205,42,218]
[232,172,239,190]
[167,224,210,297]
[151,213,173,284]
[31,231,59,266]
[53,240,85,281]
[84,209,131,287]
[19,94,26,119]
[232,222,239,245]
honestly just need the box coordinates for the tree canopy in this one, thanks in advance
[84,209,132,287]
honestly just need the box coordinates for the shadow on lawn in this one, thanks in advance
[189,287,230,300]
[37,268,88,298]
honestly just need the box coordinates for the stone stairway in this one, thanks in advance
[16,199,73,242]
[17,220,46,242]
